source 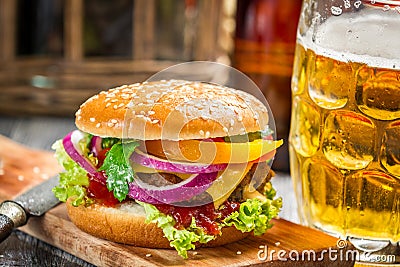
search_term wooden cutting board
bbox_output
[0,135,355,267]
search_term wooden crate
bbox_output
[0,0,235,116]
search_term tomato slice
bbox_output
[144,139,283,164]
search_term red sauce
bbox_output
[219,201,240,219]
[87,172,119,207]
[87,147,119,207]
[155,201,240,235]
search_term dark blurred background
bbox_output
[1,0,233,115]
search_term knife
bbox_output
[0,175,60,242]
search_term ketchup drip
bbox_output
[86,147,119,207]
[155,201,240,235]
[87,172,119,207]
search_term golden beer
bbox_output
[290,8,400,244]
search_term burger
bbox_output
[52,80,282,258]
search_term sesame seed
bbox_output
[107,122,114,127]
[90,117,95,122]
[121,94,130,99]
[106,103,111,108]
[111,99,118,103]
[236,251,242,255]
[76,110,81,115]
[96,123,101,128]
[205,131,210,138]
[17,175,24,181]
[193,251,198,256]
[113,105,118,109]
[223,127,228,133]
[259,245,265,249]
[148,111,155,115]
[77,116,82,121]
[136,114,144,118]
[152,119,159,124]
[118,103,124,108]
[145,253,152,257]
[111,119,118,124]
[275,242,281,246]
[199,130,205,136]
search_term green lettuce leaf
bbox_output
[222,183,282,236]
[99,141,139,201]
[139,202,215,259]
[51,140,91,206]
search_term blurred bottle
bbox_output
[233,0,302,172]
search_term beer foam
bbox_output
[301,9,400,69]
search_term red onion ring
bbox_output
[128,171,218,204]
[63,131,106,184]
[131,149,227,174]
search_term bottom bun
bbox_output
[66,199,250,248]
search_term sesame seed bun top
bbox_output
[75,80,270,140]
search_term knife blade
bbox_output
[0,174,60,242]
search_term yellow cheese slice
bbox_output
[206,163,253,208]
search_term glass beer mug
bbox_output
[290,0,400,263]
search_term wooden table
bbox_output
[0,115,299,266]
